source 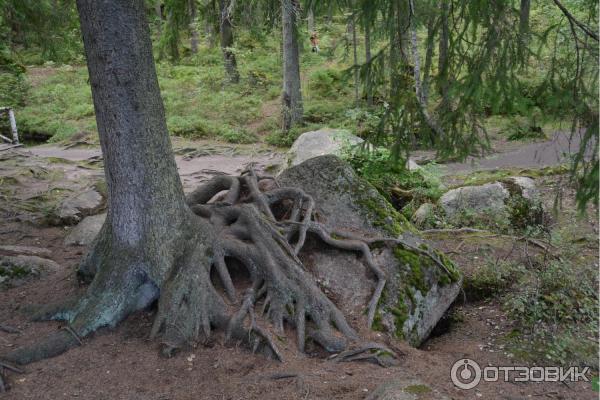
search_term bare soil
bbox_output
[0,142,597,399]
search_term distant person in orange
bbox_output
[310,32,319,53]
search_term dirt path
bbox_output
[441,131,589,174]
[26,141,283,192]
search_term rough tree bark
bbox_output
[0,0,401,371]
[281,0,303,131]
[219,0,239,83]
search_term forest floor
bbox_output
[0,133,597,399]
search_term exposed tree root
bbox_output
[0,359,24,393]
[1,167,421,372]
[0,324,20,334]
[332,342,400,367]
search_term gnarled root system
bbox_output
[3,167,410,370]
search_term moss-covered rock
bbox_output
[439,176,548,231]
[278,155,461,347]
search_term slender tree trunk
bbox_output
[365,22,373,106]
[219,0,239,83]
[438,0,450,108]
[205,0,218,47]
[410,0,444,139]
[351,13,359,107]
[307,6,315,33]
[189,0,199,54]
[281,0,303,131]
[410,21,422,103]
[421,14,437,105]
[166,10,181,61]
[155,1,163,37]
[519,0,530,58]
[327,2,333,26]
[388,2,400,99]
[205,16,215,47]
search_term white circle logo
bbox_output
[451,358,482,390]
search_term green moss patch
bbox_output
[404,384,432,395]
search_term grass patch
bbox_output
[465,226,598,367]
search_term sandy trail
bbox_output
[442,131,590,174]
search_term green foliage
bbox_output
[0,43,28,111]
[308,68,347,98]
[343,147,444,214]
[505,193,546,231]
[503,119,546,141]
[446,207,512,232]
[0,0,82,64]
[464,260,526,300]
[503,257,598,366]
[465,224,599,367]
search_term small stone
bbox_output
[56,188,105,225]
[64,214,106,246]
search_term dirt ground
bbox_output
[0,141,597,399]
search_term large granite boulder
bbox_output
[286,128,363,168]
[439,182,509,218]
[439,177,544,228]
[278,155,461,346]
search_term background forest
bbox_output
[0,0,597,210]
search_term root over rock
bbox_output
[2,158,457,370]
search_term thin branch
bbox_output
[552,0,598,41]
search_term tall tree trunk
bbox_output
[410,20,422,103]
[219,0,239,83]
[307,5,315,32]
[155,0,163,38]
[26,0,197,348]
[365,22,373,106]
[438,0,450,109]
[519,0,530,58]
[421,13,437,105]
[205,0,218,47]
[189,0,199,54]
[351,13,359,107]
[281,0,303,131]
[326,2,333,26]
[410,0,444,139]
